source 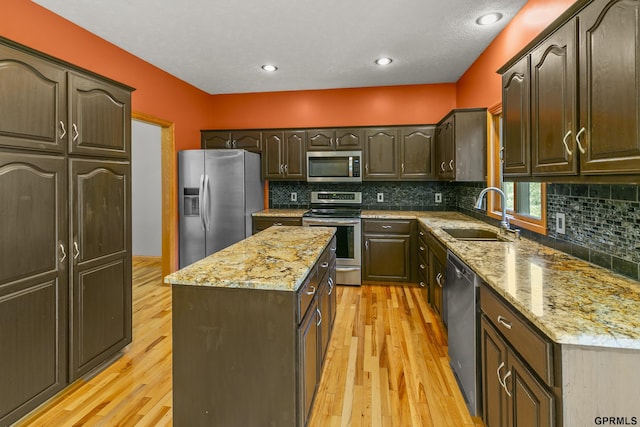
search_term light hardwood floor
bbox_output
[18,259,480,426]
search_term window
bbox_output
[487,109,547,235]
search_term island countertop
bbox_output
[164,226,335,292]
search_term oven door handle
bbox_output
[303,218,361,226]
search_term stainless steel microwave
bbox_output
[306,151,362,183]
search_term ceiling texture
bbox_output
[33,0,527,95]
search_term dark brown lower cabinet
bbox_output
[0,152,68,425]
[481,315,555,427]
[172,243,336,427]
[425,229,446,322]
[70,159,132,380]
[362,219,416,282]
[252,215,303,234]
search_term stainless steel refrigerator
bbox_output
[178,149,264,268]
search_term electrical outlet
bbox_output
[377,193,384,203]
[556,213,566,235]
[435,193,442,203]
[290,192,297,202]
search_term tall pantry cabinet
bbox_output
[0,37,133,426]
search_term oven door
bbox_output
[302,217,361,286]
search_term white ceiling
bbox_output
[33,0,527,95]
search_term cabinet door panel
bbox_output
[306,129,333,150]
[335,128,363,150]
[364,236,411,281]
[503,56,531,177]
[232,131,261,152]
[70,159,131,379]
[0,46,66,153]
[364,128,399,179]
[262,131,284,179]
[531,22,578,176]
[298,301,319,427]
[202,131,231,149]
[579,0,640,174]
[507,353,554,427]
[481,317,508,427]
[69,73,131,158]
[285,131,306,179]
[0,152,67,425]
[401,126,435,179]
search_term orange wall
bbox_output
[209,84,456,129]
[456,0,577,108]
[3,0,211,151]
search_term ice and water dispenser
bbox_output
[183,188,200,216]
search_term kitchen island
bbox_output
[164,226,337,427]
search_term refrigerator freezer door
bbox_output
[178,150,205,268]
[204,150,247,255]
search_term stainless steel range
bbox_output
[302,191,362,286]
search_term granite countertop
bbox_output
[252,209,308,217]
[164,226,335,292]
[363,210,640,350]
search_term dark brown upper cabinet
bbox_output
[500,0,640,180]
[502,57,532,178]
[201,130,262,153]
[531,21,578,176]
[306,128,363,151]
[262,130,306,180]
[363,127,400,180]
[0,44,67,154]
[435,109,487,182]
[577,0,640,175]
[68,73,131,159]
[400,126,436,180]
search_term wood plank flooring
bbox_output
[17,260,480,426]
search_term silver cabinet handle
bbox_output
[365,241,369,250]
[440,161,446,172]
[328,277,334,295]
[73,241,80,260]
[330,246,337,252]
[316,307,322,326]
[497,361,506,388]
[419,281,426,288]
[436,272,443,286]
[419,264,426,270]
[279,164,284,174]
[273,222,283,226]
[401,163,405,173]
[562,130,573,156]
[381,225,392,229]
[72,123,79,142]
[305,286,316,296]
[284,164,288,173]
[419,231,425,236]
[449,159,454,170]
[321,262,329,268]
[59,121,67,139]
[59,243,67,262]
[232,140,237,148]
[419,246,425,251]
[497,315,512,329]
[503,370,513,397]
[575,127,587,154]
[365,164,369,173]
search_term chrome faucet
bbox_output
[475,186,510,231]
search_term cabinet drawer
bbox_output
[425,231,446,265]
[417,237,428,261]
[297,269,319,324]
[363,219,411,234]
[480,284,554,386]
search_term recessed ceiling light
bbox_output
[261,64,278,72]
[375,57,393,66]
[476,12,503,26]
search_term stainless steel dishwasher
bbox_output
[446,251,480,417]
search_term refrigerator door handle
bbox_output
[199,174,206,231]
[203,174,211,231]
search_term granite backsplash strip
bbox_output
[269,181,640,281]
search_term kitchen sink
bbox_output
[441,228,505,241]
